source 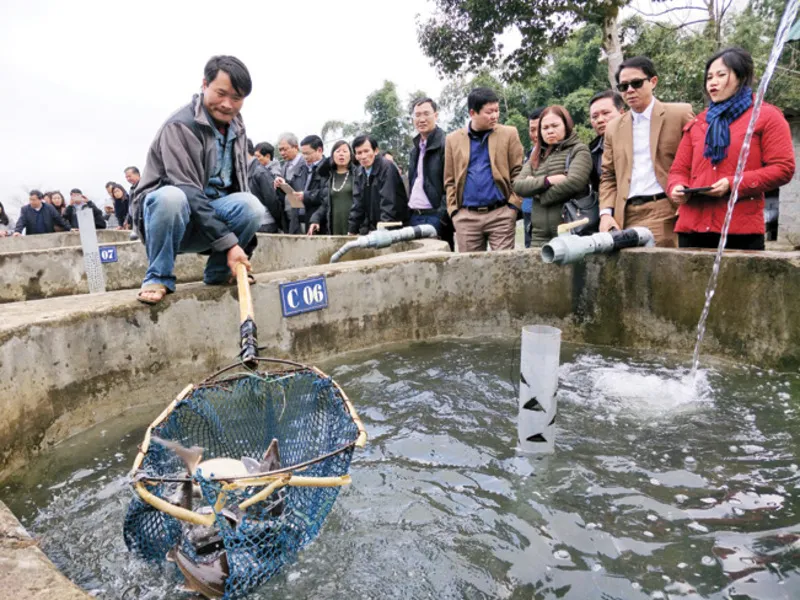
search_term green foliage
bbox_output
[363,81,412,166]
[417,0,628,82]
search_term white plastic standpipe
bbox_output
[518,325,561,454]
[77,205,106,294]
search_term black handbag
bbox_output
[560,147,599,236]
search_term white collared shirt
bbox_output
[627,97,664,198]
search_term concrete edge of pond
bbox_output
[1,245,799,600]
[0,501,89,599]
[0,234,448,302]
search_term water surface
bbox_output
[4,339,800,599]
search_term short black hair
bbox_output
[247,138,255,155]
[616,56,657,83]
[254,142,274,160]
[105,181,115,189]
[352,134,379,151]
[204,55,252,97]
[300,135,324,151]
[468,87,499,113]
[705,47,754,93]
[412,97,438,113]
[124,166,140,175]
[383,151,393,158]
[589,90,625,112]
[528,107,546,122]
[29,189,44,199]
[70,188,82,195]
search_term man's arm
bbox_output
[444,134,458,216]
[303,169,326,213]
[379,163,405,223]
[14,208,26,234]
[348,174,366,234]
[598,126,617,212]
[90,203,107,229]
[253,169,282,224]
[160,123,237,253]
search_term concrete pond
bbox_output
[1,231,799,598]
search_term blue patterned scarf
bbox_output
[704,86,753,165]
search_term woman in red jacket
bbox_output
[668,47,795,250]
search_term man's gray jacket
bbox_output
[131,94,249,253]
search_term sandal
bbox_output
[137,283,170,305]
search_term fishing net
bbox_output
[123,359,365,599]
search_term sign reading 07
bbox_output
[279,276,329,317]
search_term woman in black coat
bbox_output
[308,140,359,235]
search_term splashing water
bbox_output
[691,0,800,376]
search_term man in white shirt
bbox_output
[599,56,694,247]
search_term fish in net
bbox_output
[123,265,366,598]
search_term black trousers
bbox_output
[678,232,765,250]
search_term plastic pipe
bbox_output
[77,204,106,293]
[329,224,438,263]
[518,325,561,454]
[541,227,655,266]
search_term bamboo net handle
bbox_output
[236,263,254,324]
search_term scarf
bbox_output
[704,86,753,165]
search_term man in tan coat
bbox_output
[444,87,524,252]
[599,56,694,247]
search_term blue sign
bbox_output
[99,246,118,263]
[280,276,328,317]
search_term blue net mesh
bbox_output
[123,366,360,599]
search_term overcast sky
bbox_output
[0,0,449,219]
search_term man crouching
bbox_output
[132,55,264,305]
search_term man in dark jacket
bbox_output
[274,132,309,234]
[13,190,71,235]
[132,55,264,304]
[247,139,281,233]
[296,135,327,232]
[123,166,140,230]
[348,135,408,234]
[587,90,625,192]
[408,97,452,249]
[64,189,107,230]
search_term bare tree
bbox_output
[629,0,738,48]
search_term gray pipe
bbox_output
[541,227,655,266]
[330,224,438,263]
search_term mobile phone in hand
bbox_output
[681,186,713,194]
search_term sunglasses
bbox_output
[616,78,649,93]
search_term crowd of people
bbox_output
[2,48,795,305]
[0,168,142,237]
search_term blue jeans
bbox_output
[142,186,264,290]
[523,211,532,249]
[409,212,442,236]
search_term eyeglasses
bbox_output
[616,78,649,93]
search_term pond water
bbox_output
[3,338,800,599]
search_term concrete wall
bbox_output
[0,502,88,599]
[0,235,446,302]
[0,230,132,251]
